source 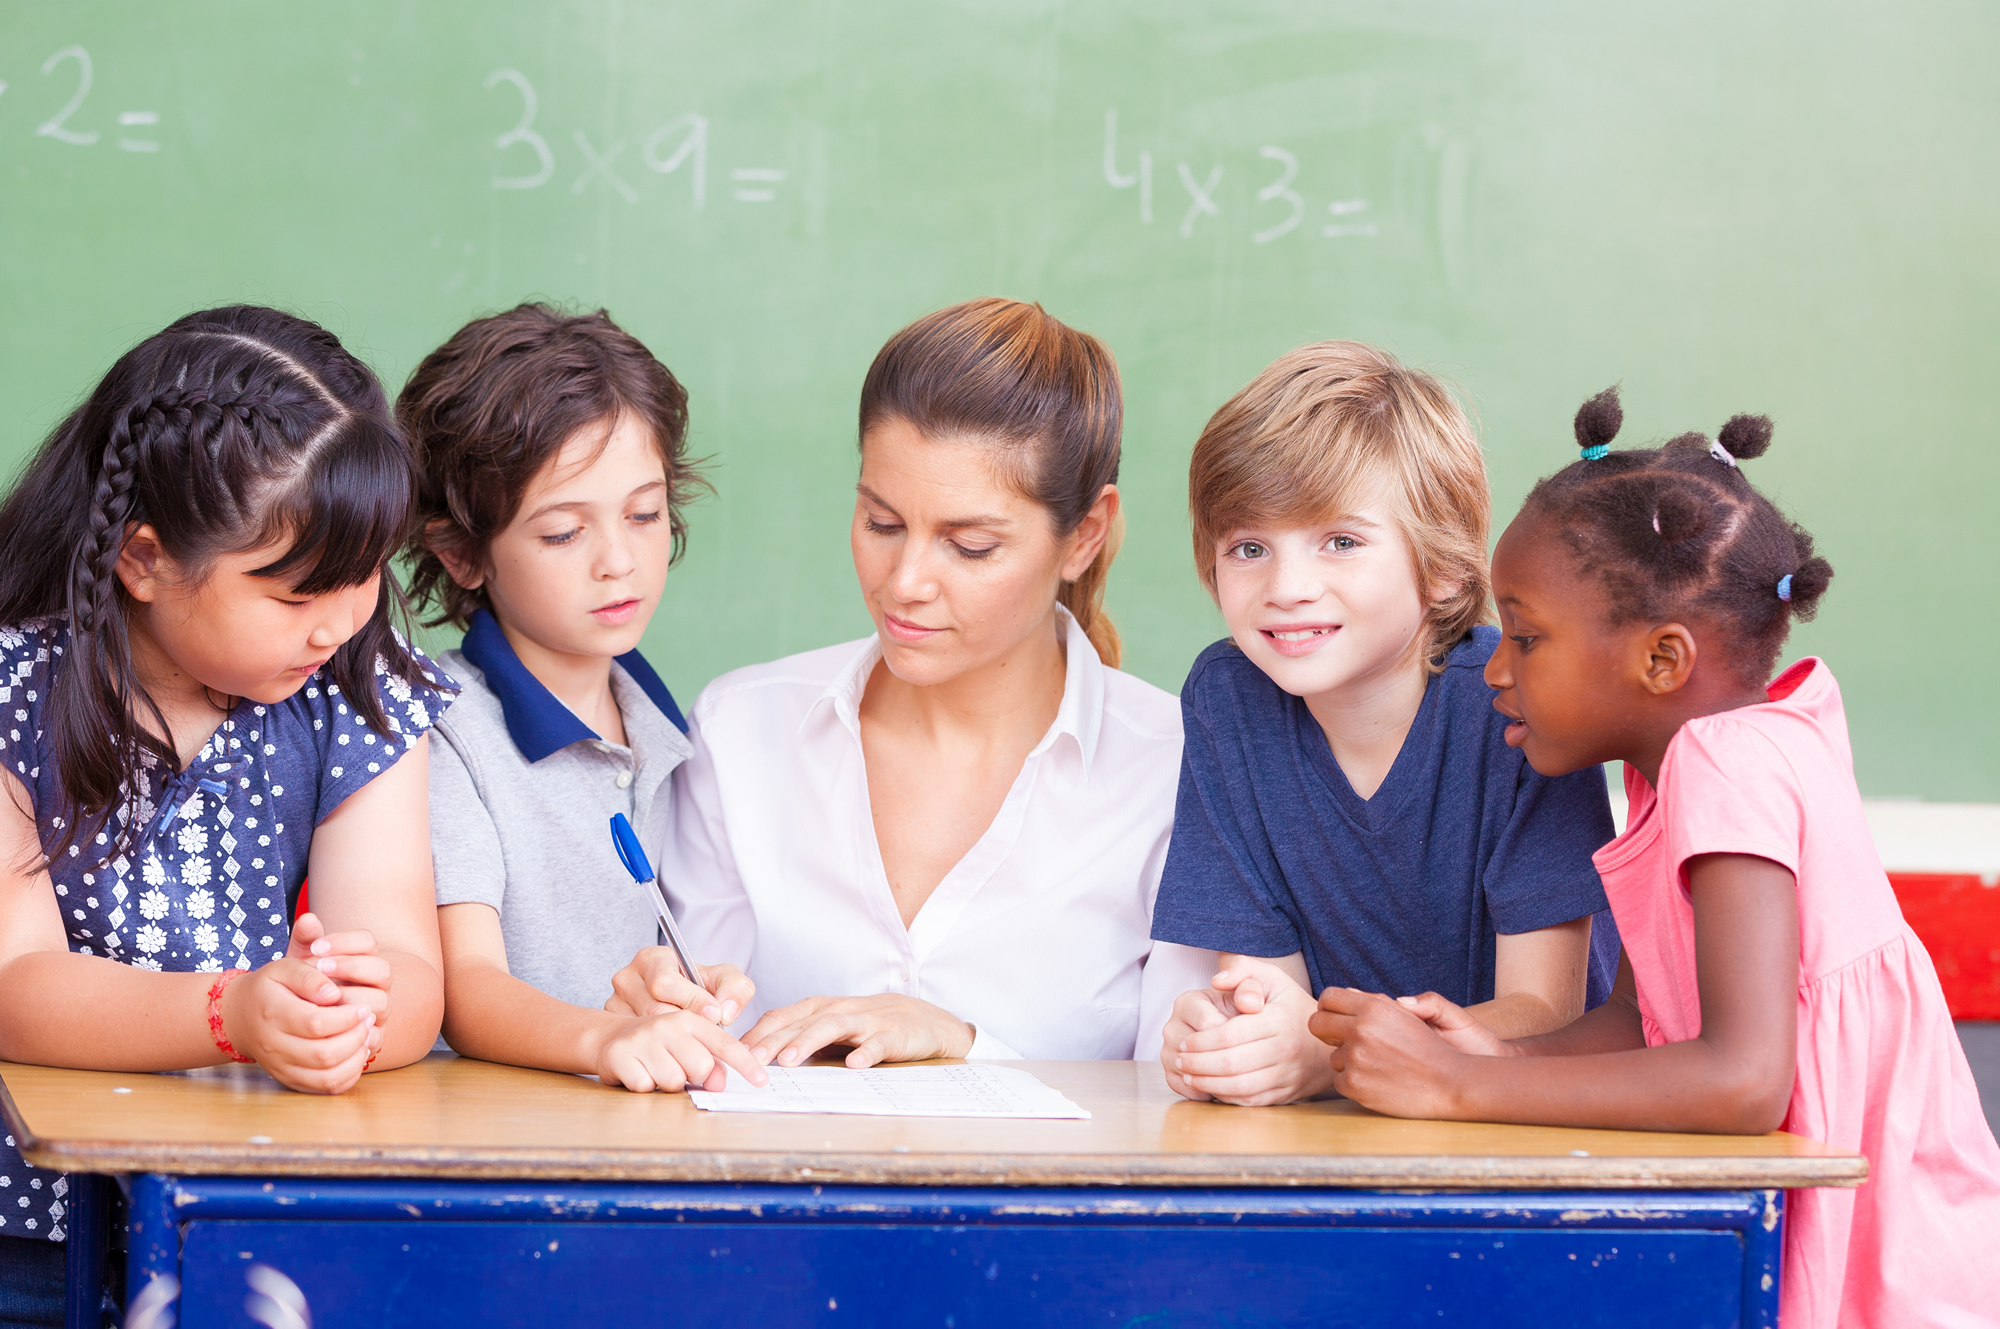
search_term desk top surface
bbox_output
[1,1054,1864,1190]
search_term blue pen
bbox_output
[609,813,705,992]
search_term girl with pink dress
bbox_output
[1309,388,2000,1327]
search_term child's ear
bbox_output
[1638,622,1699,695]
[114,523,165,603]
[425,521,485,591]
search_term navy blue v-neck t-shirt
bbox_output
[1151,626,1621,1008]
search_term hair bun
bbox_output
[1717,413,1773,461]
[1786,555,1833,619]
[1783,526,1834,622]
[1574,386,1622,456]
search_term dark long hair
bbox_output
[0,305,432,865]
[858,298,1126,666]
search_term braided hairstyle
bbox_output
[1518,386,1834,684]
[0,306,433,866]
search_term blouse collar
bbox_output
[806,605,1107,779]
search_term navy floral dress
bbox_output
[0,617,454,1242]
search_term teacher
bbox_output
[624,298,1213,1063]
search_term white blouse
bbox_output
[654,609,1216,1060]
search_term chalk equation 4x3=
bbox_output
[0,46,159,153]
[1103,109,1377,244]
[484,69,784,208]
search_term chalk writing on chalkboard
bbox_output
[484,69,779,211]
[1104,109,1372,246]
[0,45,160,153]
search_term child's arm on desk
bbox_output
[1398,951,1646,1060]
[438,902,767,1093]
[1163,953,1337,1106]
[1470,916,1594,1039]
[302,737,444,1071]
[1165,915,1592,1105]
[1310,854,1799,1134]
[0,770,378,1093]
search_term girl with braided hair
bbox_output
[0,307,454,1319]
[1311,388,2000,1327]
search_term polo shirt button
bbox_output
[615,770,633,789]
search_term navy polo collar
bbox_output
[460,608,688,763]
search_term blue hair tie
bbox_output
[1580,443,1610,461]
[1776,574,1794,602]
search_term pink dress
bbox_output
[1593,657,2000,1329]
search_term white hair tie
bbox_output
[1707,437,1737,468]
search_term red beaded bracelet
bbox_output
[206,968,254,1064]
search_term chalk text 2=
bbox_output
[1,45,159,153]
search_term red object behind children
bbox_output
[1891,873,2000,1020]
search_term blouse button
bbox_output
[615,770,633,789]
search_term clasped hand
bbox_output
[221,911,388,1095]
[1307,987,1517,1118]
[1162,957,1336,1105]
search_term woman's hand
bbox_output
[743,994,974,1068]
[1166,958,1338,1106]
[1309,987,1472,1120]
[603,948,754,1025]
[592,1011,770,1094]
[219,952,380,1095]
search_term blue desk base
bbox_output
[121,1176,1783,1327]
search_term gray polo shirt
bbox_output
[430,609,692,1013]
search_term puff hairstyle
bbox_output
[1520,386,1834,683]
[400,304,699,629]
[0,305,434,867]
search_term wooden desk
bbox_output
[3,1054,1863,1328]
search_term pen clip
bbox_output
[608,813,705,992]
[609,812,653,884]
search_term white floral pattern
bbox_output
[0,618,455,1244]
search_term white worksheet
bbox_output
[687,1064,1091,1120]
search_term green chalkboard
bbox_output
[2,2,1995,800]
